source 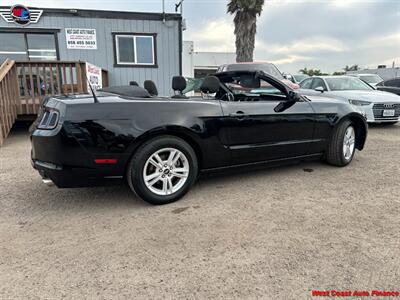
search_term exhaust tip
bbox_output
[42,178,54,187]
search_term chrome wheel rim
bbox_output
[343,126,355,161]
[143,148,189,196]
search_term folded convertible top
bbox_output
[99,86,152,98]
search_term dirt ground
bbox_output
[0,123,399,299]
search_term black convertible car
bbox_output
[31,71,367,205]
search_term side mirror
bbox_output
[288,90,300,101]
[314,86,324,93]
[274,91,298,113]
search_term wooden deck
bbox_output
[0,59,108,146]
[0,60,19,146]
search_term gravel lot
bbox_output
[0,123,399,299]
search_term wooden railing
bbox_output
[15,61,108,115]
[0,59,108,145]
[0,59,19,146]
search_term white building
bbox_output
[182,41,236,79]
[347,67,400,80]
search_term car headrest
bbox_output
[144,80,158,96]
[172,76,186,92]
[129,81,139,86]
[200,76,220,93]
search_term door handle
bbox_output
[229,111,247,119]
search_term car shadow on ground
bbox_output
[5,122,317,211]
[197,160,313,184]
[1,121,370,212]
[29,160,320,212]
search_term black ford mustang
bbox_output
[31,71,367,205]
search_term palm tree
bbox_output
[299,68,325,76]
[299,67,309,75]
[227,0,265,62]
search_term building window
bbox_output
[26,34,57,61]
[114,33,157,67]
[0,32,58,62]
[0,33,27,60]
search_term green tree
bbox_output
[299,67,309,75]
[332,71,345,75]
[227,0,265,62]
[299,68,327,76]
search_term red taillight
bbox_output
[95,159,118,165]
[38,109,59,130]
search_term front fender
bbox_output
[336,113,368,150]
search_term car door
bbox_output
[389,79,400,88]
[298,77,331,98]
[219,74,316,165]
[377,79,400,95]
[298,77,318,94]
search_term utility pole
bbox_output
[162,0,165,22]
[175,0,184,15]
[175,0,186,31]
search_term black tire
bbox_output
[326,120,356,167]
[127,135,198,205]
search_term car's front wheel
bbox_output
[127,136,198,205]
[326,120,356,167]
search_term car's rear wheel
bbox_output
[326,120,356,167]
[127,136,198,205]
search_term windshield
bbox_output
[223,74,286,97]
[293,74,309,82]
[227,63,284,80]
[359,75,382,84]
[183,77,204,94]
[182,73,287,99]
[325,77,374,91]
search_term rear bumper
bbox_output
[31,127,126,188]
[32,159,123,188]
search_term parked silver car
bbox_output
[299,76,400,124]
[348,73,384,87]
[285,73,310,84]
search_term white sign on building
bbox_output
[66,28,97,49]
[86,63,102,90]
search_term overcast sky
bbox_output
[3,0,399,73]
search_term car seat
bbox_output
[171,76,188,99]
[144,80,158,96]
